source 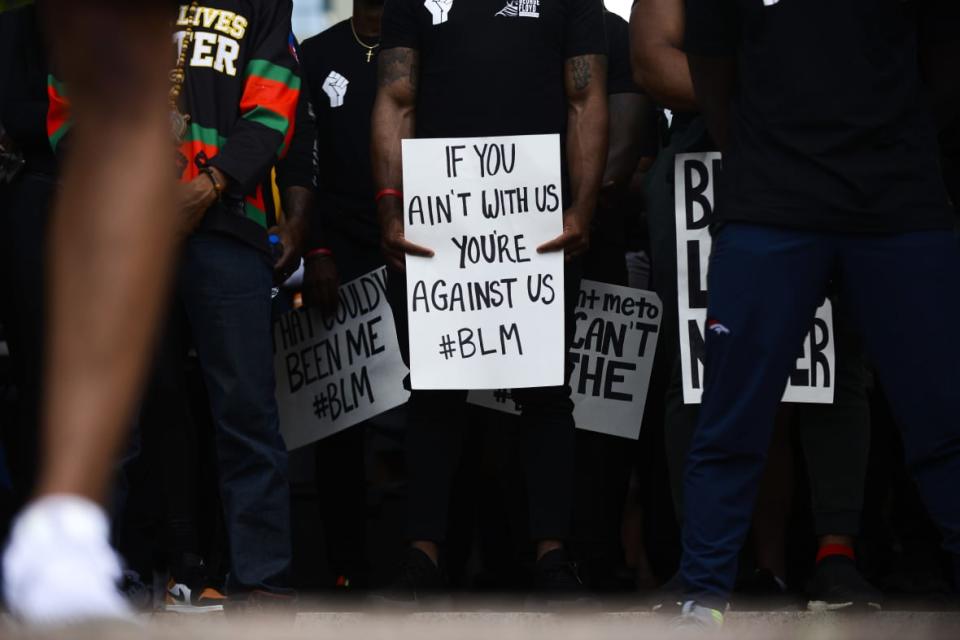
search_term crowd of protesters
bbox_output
[0,0,958,628]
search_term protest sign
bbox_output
[402,134,565,390]
[273,267,410,450]
[469,280,663,440]
[674,152,836,405]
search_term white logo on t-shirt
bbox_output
[763,0,780,5]
[496,0,540,18]
[424,0,454,25]
[322,71,349,108]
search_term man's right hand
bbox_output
[178,174,218,236]
[379,205,434,272]
[303,255,340,316]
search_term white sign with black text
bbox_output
[469,280,662,440]
[674,152,836,405]
[273,267,410,450]
[402,134,565,390]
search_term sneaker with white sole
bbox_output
[807,555,883,612]
[2,495,133,626]
[672,600,725,630]
[165,579,226,613]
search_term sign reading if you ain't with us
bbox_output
[402,134,565,390]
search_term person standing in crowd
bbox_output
[2,0,181,624]
[372,0,608,602]
[140,0,303,609]
[573,6,658,591]
[676,0,960,628]
[631,0,879,611]
[111,76,314,612]
[58,0,304,610]
[292,0,390,590]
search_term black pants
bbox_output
[571,242,634,581]
[118,302,228,586]
[645,118,869,537]
[312,236,382,582]
[386,261,582,544]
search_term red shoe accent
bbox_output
[816,543,855,564]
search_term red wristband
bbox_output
[376,188,403,203]
[305,247,333,260]
[816,544,855,564]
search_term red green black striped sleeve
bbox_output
[46,74,72,152]
[210,0,300,198]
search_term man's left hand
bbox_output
[536,206,591,261]
[268,216,307,285]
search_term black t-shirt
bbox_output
[381,0,607,145]
[300,20,381,251]
[685,0,957,233]
[605,9,639,97]
[941,123,960,215]
[592,9,643,250]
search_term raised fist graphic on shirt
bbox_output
[424,0,454,25]
[322,71,349,108]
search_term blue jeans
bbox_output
[177,232,291,593]
[682,223,960,608]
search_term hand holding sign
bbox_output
[378,204,434,272]
[274,267,409,450]
[537,206,591,261]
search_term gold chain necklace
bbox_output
[350,18,380,63]
[169,1,199,142]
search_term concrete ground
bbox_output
[5,610,960,640]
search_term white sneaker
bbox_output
[2,495,133,626]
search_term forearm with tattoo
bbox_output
[372,47,418,211]
[378,47,419,91]
[564,54,608,220]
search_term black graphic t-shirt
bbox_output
[382,0,607,165]
[300,20,382,253]
[684,0,957,233]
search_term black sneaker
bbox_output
[224,589,297,618]
[734,568,798,611]
[739,568,787,597]
[120,570,154,612]
[807,555,883,612]
[646,571,683,614]
[369,547,445,608]
[531,549,587,606]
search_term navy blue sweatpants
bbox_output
[681,223,960,608]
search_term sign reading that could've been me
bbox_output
[674,152,836,405]
[402,134,565,390]
[273,267,410,450]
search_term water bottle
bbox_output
[269,233,283,299]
